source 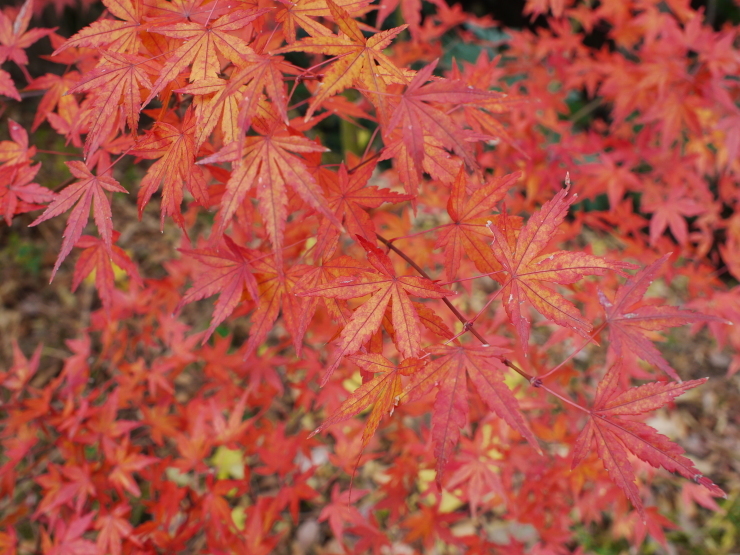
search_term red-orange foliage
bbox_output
[1,0,739,552]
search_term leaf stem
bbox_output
[537,322,607,381]
[538,383,591,414]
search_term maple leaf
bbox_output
[376,0,422,40]
[178,235,260,341]
[383,59,505,180]
[66,50,159,158]
[275,0,373,43]
[435,168,519,280]
[445,430,505,518]
[319,160,412,245]
[0,162,55,225]
[291,246,372,352]
[379,129,462,196]
[401,343,539,480]
[487,185,635,349]
[29,161,127,280]
[180,239,307,351]
[297,235,454,384]
[318,484,369,544]
[53,0,145,55]
[143,7,268,106]
[34,464,95,518]
[26,71,80,131]
[598,253,724,381]
[130,108,208,228]
[310,355,420,446]
[274,0,408,121]
[2,340,42,392]
[95,505,141,555]
[40,512,97,555]
[0,0,54,76]
[241,249,310,357]
[187,53,295,147]
[0,68,20,100]
[0,119,36,166]
[641,185,707,246]
[71,233,141,311]
[107,438,158,497]
[197,121,341,264]
[571,362,725,519]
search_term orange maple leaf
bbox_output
[275,0,373,44]
[67,51,159,158]
[310,354,421,446]
[143,7,268,106]
[53,0,145,55]
[274,0,408,121]
[297,235,454,384]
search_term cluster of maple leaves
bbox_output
[1,0,739,552]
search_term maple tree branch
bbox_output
[385,222,451,244]
[348,149,383,174]
[501,358,535,382]
[376,233,490,345]
[502,357,591,414]
[436,270,505,286]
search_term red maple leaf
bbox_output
[297,235,454,384]
[402,343,539,480]
[107,438,158,498]
[0,68,19,100]
[30,161,127,279]
[599,253,724,381]
[0,162,55,225]
[319,160,412,245]
[95,504,141,555]
[130,108,208,228]
[71,232,141,311]
[0,0,54,79]
[197,119,341,264]
[177,235,260,341]
[40,512,97,555]
[383,59,503,179]
[488,185,635,349]
[435,168,519,280]
[571,362,725,519]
